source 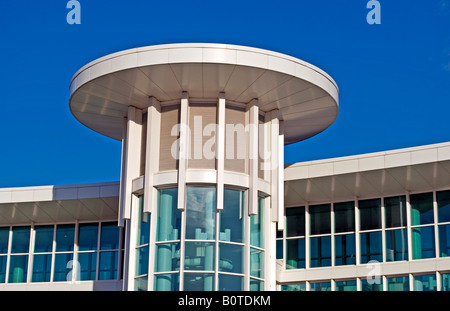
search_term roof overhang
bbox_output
[284,142,450,205]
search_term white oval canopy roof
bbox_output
[69,43,339,144]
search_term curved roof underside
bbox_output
[69,43,339,145]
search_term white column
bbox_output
[247,99,259,215]
[143,97,161,214]
[118,117,128,227]
[216,93,226,210]
[277,120,285,231]
[355,198,361,265]
[305,203,310,269]
[177,92,189,210]
[406,192,413,261]
[123,106,143,220]
[266,109,280,223]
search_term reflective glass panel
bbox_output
[184,273,214,291]
[98,251,118,280]
[137,195,150,245]
[8,255,28,283]
[310,204,330,235]
[360,231,382,264]
[286,207,305,237]
[335,234,356,266]
[134,276,148,291]
[387,276,409,291]
[385,196,407,228]
[386,229,408,261]
[55,224,75,252]
[78,223,98,251]
[310,236,331,268]
[184,242,215,271]
[286,238,305,269]
[410,192,434,225]
[0,256,6,283]
[78,252,97,281]
[249,278,264,291]
[220,189,244,243]
[34,226,53,253]
[310,282,331,291]
[439,224,450,257]
[185,187,216,240]
[361,279,382,291]
[334,201,355,233]
[53,253,73,282]
[414,274,437,291]
[412,226,435,259]
[250,248,264,279]
[11,227,30,254]
[100,222,120,250]
[135,246,149,276]
[218,274,243,291]
[359,199,381,230]
[281,283,306,291]
[276,239,283,259]
[250,197,264,248]
[0,228,8,254]
[442,273,450,291]
[335,280,357,291]
[156,188,180,242]
[32,254,51,282]
[437,190,450,223]
[155,243,180,272]
[154,273,179,291]
[218,243,243,274]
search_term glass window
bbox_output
[184,242,215,271]
[220,189,244,243]
[9,255,28,283]
[387,276,409,291]
[276,239,283,260]
[218,274,243,291]
[11,227,30,253]
[439,224,450,257]
[286,238,305,269]
[250,197,264,248]
[360,231,382,264]
[361,278,382,291]
[135,246,149,276]
[335,280,357,291]
[155,243,180,272]
[310,204,330,235]
[156,188,180,242]
[334,201,355,233]
[0,256,6,283]
[185,187,216,240]
[442,273,450,291]
[250,248,264,279]
[78,252,97,281]
[98,251,118,280]
[55,224,75,252]
[335,234,356,266]
[359,199,381,230]
[414,274,437,291]
[250,278,264,291]
[137,195,150,245]
[437,190,450,223]
[385,196,407,228]
[310,236,331,268]
[386,229,408,261]
[412,226,435,259]
[218,243,243,274]
[154,273,179,291]
[100,222,120,250]
[135,276,148,291]
[78,223,98,251]
[286,206,305,237]
[184,273,214,291]
[410,192,434,226]
[281,283,306,291]
[34,226,53,253]
[0,228,9,254]
[53,253,73,282]
[310,281,331,291]
[32,254,51,282]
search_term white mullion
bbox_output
[433,191,440,259]
[50,224,56,282]
[355,198,361,265]
[95,222,101,281]
[73,220,79,283]
[27,224,35,283]
[247,99,259,216]
[331,203,335,267]
[216,93,226,211]
[305,203,310,269]
[5,226,12,283]
[243,189,250,291]
[177,92,189,211]
[381,197,386,263]
[118,117,128,228]
[406,192,413,261]
[277,120,285,231]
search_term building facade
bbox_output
[0,44,448,291]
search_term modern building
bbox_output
[0,44,448,291]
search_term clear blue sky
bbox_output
[1,0,449,188]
